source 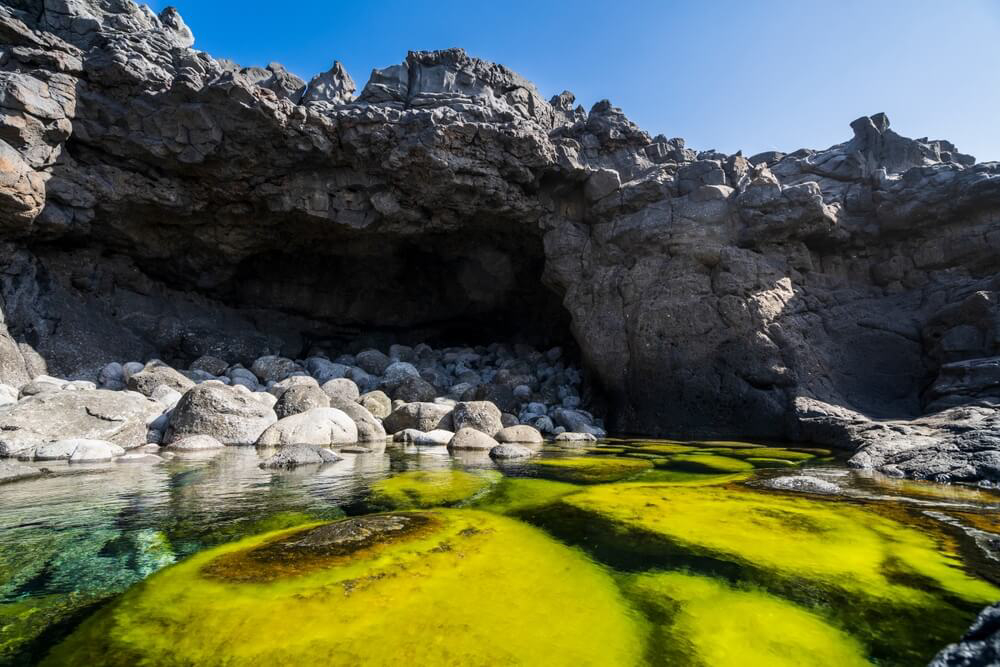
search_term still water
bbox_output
[1,440,997,666]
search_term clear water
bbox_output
[1,441,997,666]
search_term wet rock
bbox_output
[383,402,453,434]
[0,460,42,483]
[760,475,840,495]
[255,407,358,447]
[496,425,543,444]
[451,401,503,436]
[448,427,499,451]
[929,602,1000,667]
[33,438,124,462]
[0,390,161,457]
[164,383,277,446]
[274,384,330,419]
[259,445,342,469]
[489,443,536,459]
[555,432,597,444]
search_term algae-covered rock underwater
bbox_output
[1,0,998,665]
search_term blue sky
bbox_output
[147,0,1000,161]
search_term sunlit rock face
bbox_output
[0,1,998,478]
[42,510,645,665]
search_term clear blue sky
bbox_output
[147,0,1000,161]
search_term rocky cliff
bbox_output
[1,0,998,481]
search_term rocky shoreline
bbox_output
[0,342,604,473]
[0,1,997,483]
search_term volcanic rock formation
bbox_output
[1,1,998,481]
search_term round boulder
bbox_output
[255,408,358,447]
[359,390,391,419]
[382,402,453,434]
[392,377,437,403]
[165,383,277,446]
[250,356,302,384]
[495,425,543,444]
[126,360,195,397]
[451,401,503,436]
[321,378,360,402]
[447,427,499,451]
[274,384,330,419]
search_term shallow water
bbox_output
[0,440,997,666]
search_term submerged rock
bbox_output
[43,511,644,666]
[930,602,1000,667]
[259,445,342,469]
[0,460,43,483]
[369,471,499,509]
[489,443,537,460]
[761,475,840,495]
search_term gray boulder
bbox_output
[489,443,536,459]
[554,432,597,444]
[33,438,125,463]
[255,407,358,447]
[0,460,43,484]
[190,355,229,376]
[929,602,1000,667]
[259,445,342,469]
[382,402,453,434]
[164,383,277,446]
[321,378,361,402]
[327,396,387,442]
[451,401,503,436]
[448,427,499,451]
[760,475,840,495]
[359,390,392,419]
[356,349,391,375]
[167,434,224,451]
[495,425,543,444]
[251,355,302,383]
[274,383,330,419]
[126,360,195,397]
[393,376,438,403]
[381,361,420,391]
[0,390,161,457]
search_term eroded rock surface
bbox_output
[0,1,997,479]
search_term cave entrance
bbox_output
[226,227,576,358]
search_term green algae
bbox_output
[525,456,653,484]
[535,482,999,664]
[691,440,766,449]
[368,470,500,509]
[472,477,580,515]
[625,571,869,667]
[43,510,645,667]
[623,443,700,455]
[720,447,817,461]
[633,469,753,486]
[655,454,755,474]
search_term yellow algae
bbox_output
[526,456,653,484]
[368,469,500,509]
[43,510,646,667]
[691,440,766,449]
[634,470,753,486]
[951,510,1000,533]
[655,454,754,474]
[473,477,580,515]
[558,484,997,605]
[625,571,869,667]
[623,443,699,455]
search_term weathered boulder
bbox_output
[451,401,503,436]
[167,434,224,451]
[392,376,438,403]
[126,360,194,397]
[251,356,302,383]
[255,407,358,447]
[164,383,277,446]
[356,349,391,376]
[321,378,360,402]
[0,390,160,457]
[382,402,453,434]
[0,460,43,483]
[760,475,840,495]
[274,383,330,419]
[327,396,387,442]
[489,443,536,459]
[447,427,499,451]
[495,425,543,444]
[359,390,392,419]
[33,438,125,463]
[929,602,1000,667]
[259,445,342,469]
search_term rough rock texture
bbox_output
[164,383,277,445]
[0,1,998,479]
[0,389,160,456]
[382,402,453,434]
[929,603,1000,667]
[259,444,342,469]
[255,407,358,447]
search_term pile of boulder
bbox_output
[0,342,605,473]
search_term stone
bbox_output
[305,358,349,384]
[326,396,387,442]
[126,360,195,397]
[760,476,840,495]
[190,355,229,376]
[0,383,18,406]
[356,349,391,376]
[473,384,518,414]
[32,438,124,462]
[98,362,125,389]
[269,375,320,398]
[0,460,43,483]
[381,362,421,391]
[274,384,330,419]
[500,412,519,428]
[0,390,161,457]
[383,402,454,434]
[255,408,359,447]
[168,434,224,451]
[393,429,453,446]
[392,376,437,403]
[554,432,597,444]
[447,427,499,451]
[929,602,1000,667]
[150,385,182,408]
[321,378,360,402]
[301,61,355,105]
[451,401,503,436]
[489,443,536,459]
[164,383,277,446]
[495,425,543,444]
[251,356,302,384]
[359,390,392,419]
[259,445,343,469]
